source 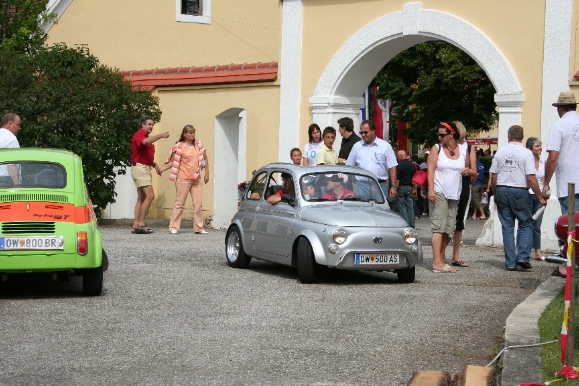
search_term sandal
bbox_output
[451,261,468,267]
[134,225,153,234]
[432,264,456,273]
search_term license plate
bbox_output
[355,253,399,264]
[0,236,64,250]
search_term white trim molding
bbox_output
[278,0,303,161]
[42,0,73,32]
[540,0,573,181]
[176,0,212,24]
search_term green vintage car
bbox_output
[0,148,107,296]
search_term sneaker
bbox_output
[170,230,178,234]
[506,267,517,271]
[195,230,208,234]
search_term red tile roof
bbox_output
[122,62,278,91]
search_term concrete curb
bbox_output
[501,276,565,385]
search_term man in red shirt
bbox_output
[322,174,355,200]
[130,116,170,234]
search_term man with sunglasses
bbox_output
[345,120,398,202]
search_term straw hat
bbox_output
[552,91,578,106]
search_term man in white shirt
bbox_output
[543,91,579,215]
[489,125,545,271]
[0,113,22,186]
[346,120,398,200]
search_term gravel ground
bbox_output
[0,217,558,385]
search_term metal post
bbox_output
[565,183,575,366]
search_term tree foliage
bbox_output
[374,41,497,147]
[0,0,52,52]
[0,43,162,209]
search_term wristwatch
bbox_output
[391,185,398,189]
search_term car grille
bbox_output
[1,222,56,235]
[0,194,69,204]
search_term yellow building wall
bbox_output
[571,0,579,93]
[300,0,546,146]
[46,0,282,71]
[148,84,280,220]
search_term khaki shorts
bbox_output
[131,163,153,188]
[429,191,459,235]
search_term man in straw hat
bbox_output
[543,91,579,215]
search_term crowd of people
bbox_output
[290,89,578,274]
[2,88,577,275]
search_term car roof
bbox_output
[0,148,80,164]
[258,162,377,179]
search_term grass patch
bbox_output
[538,287,579,384]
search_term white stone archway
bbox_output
[213,108,247,229]
[306,2,526,248]
[309,2,524,146]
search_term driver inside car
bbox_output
[267,173,295,204]
[322,174,356,200]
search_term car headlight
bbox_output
[333,228,347,244]
[404,229,418,244]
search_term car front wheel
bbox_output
[396,266,415,283]
[296,237,317,284]
[225,226,252,268]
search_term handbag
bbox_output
[412,169,428,187]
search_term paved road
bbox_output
[0,218,558,385]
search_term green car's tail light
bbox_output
[77,231,88,255]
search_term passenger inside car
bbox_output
[267,173,295,204]
[322,174,356,200]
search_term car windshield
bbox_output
[0,162,66,188]
[299,172,385,203]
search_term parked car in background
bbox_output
[225,163,422,283]
[0,149,107,296]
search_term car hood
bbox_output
[299,205,407,227]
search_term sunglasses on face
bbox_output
[359,131,371,135]
[437,133,450,137]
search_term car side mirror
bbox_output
[280,194,295,206]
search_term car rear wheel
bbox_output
[297,237,317,284]
[397,266,415,283]
[101,248,109,272]
[83,263,103,296]
[225,226,251,268]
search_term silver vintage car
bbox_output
[225,163,422,283]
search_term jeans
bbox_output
[558,193,579,215]
[354,180,390,208]
[495,187,532,268]
[524,194,543,250]
[396,185,415,227]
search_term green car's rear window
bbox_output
[0,162,66,188]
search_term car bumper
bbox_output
[315,229,423,270]
[0,252,101,273]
